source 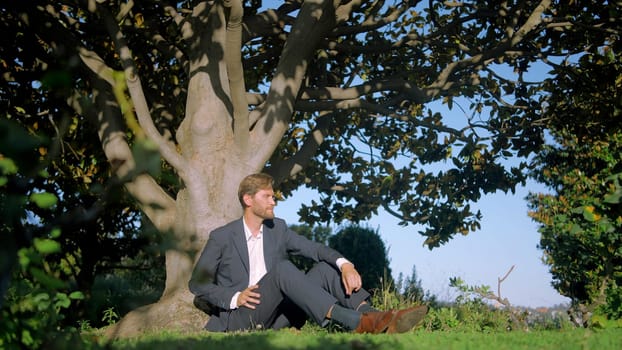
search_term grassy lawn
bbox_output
[107,327,622,350]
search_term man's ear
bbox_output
[242,193,253,207]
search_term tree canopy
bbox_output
[527,44,622,325]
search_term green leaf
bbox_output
[55,293,71,309]
[570,224,583,235]
[33,238,61,254]
[21,329,34,346]
[18,249,31,268]
[50,227,62,239]
[69,291,85,300]
[0,158,18,174]
[29,192,58,209]
[582,206,600,222]
[571,206,585,214]
[32,292,51,307]
[590,314,608,329]
[603,190,622,204]
[29,267,66,290]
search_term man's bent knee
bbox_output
[273,260,300,276]
[307,261,338,278]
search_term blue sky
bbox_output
[278,181,570,308]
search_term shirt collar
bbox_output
[242,217,263,241]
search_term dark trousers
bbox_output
[225,261,370,331]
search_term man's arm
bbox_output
[188,231,239,310]
[279,219,364,293]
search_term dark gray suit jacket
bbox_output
[189,217,344,331]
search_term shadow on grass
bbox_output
[111,330,404,350]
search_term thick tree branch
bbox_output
[98,6,189,180]
[242,2,299,42]
[66,83,177,232]
[33,3,178,230]
[295,97,473,143]
[78,48,116,87]
[249,0,338,166]
[269,112,333,182]
[333,0,407,34]
[300,78,427,102]
[224,0,249,153]
[509,0,552,47]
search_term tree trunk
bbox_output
[104,179,246,338]
[103,24,258,334]
[100,0,302,338]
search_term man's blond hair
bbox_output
[238,173,274,208]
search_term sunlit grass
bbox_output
[104,327,622,350]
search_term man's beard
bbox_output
[255,207,275,219]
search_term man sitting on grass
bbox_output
[189,173,428,333]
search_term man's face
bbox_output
[246,187,276,220]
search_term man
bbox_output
[189,173,428,333]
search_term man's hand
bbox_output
[340,262,362,295]
[237,284,261,309]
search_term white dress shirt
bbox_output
[229,219,267,309]
[229,218,351,309]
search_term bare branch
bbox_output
[78,48,116,87]
[269,112,333,182]
[498,264,515,302]
[333,0,408,35]
[428,0,552,98]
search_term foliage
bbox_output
[371,264,435,311]
[395,265,429,305]
[86,251,164,329]
[0,108,162,345]
[420,276,571,333]
[2,0,600,252]
[527,44,622,325]
[102,307,120,326]
[0,113,164,322]
[597,283,622,321]
[0,120,87,349]
[328,225,392,293]
[424,303,511,333]
[289,224,393,294]
[447,276,526,331]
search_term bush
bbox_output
[85,253,164,328]
[0,230,88,350]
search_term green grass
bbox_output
[105,328,622,350]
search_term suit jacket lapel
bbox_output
[231,219,250,275]
[262,220,276,270]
